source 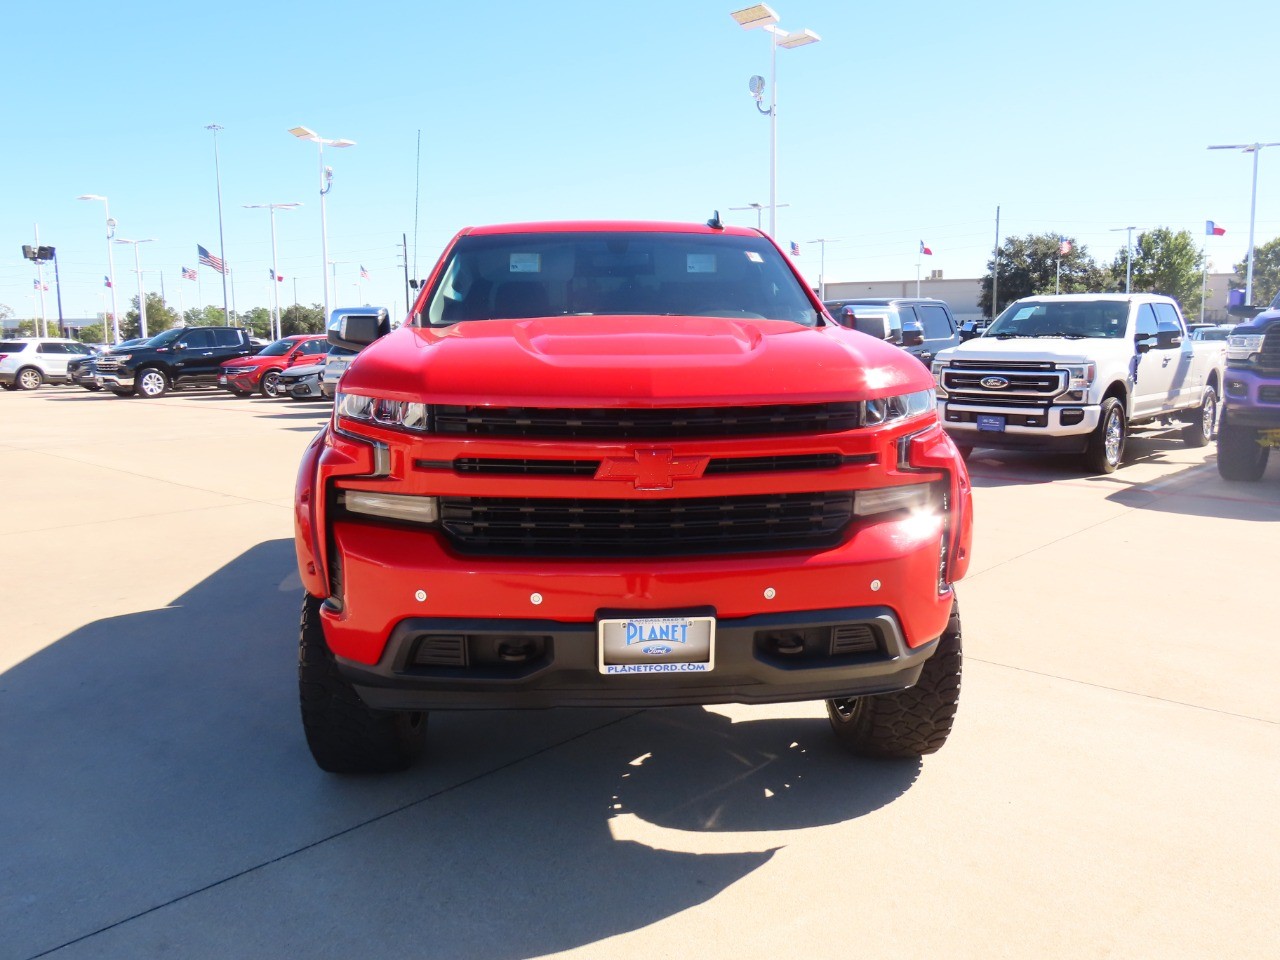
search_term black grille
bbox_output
[95,357,121,372]
[831,624,879,655]
[943,393,1053,408]
[432,402,862,439]
[427,453,860,477]
[438,492,856,557]
[411,634,468,667]
[1258,386,1280,404]
[945,359,1057,370]
[941,368,1065,395]
[1261,325,1280,369]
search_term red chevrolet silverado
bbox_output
[294,220,973,773]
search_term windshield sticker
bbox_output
[686,254,717,274]
[1011,307,1038,322]
[509,253,542,274]
[745,251,764,263]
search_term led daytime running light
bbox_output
[862,389,934,426]
[336,391,431,432]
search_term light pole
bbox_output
[289,126,355,325]
[205,124,232,324]
[78,195,121,344]
[731,5,820,240]
[729,201,789,231]
[244,202,302,340]
[1110,226,1136,293]
[805,238,837,300]
[1208,141,1280,305]
[113,238,155,338]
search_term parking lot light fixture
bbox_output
[730,5,820,240]
[113,238,155,339]
[1208,141,1280,304]
[244,202,302,340]
[290,127,356,325]
[78,195,121,344]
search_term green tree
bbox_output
[280,303,325,335]
[979,233,1108,316]
[1231,236,1280,307]
[183,305,233,326]
[122,293,179,339]
[1111,227,1204,316]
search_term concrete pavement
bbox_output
[1,388,1277,959]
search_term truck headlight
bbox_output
[931,361,947,394]
[1227,334,1264,362]
[853,481,941,518]
[336,391,432,432]
[341,491,439,525]
[862,389,935,426]
[1064,363,1096,391]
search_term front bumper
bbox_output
[939,399,1100,451]
[95,372,135,389]
[340,605,941,710]
[284,378,324,399]
[219,370,259,392]
[1223,367,1280,427]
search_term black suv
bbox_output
[95,326,258,398]
[823,297,961,366]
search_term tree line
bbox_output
[981,230,1280,318]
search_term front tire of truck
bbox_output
[298,593,428,774]
[1181,386,1217,448]
[1084,397,1126,474]
[826,601,961,759]
[1217,415,1269,482]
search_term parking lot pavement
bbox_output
[1,390,1277,960]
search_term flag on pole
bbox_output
[182,267,197,281]
[1059,237,1072,255]
[33,279,48,291]
[270,269,284,282]
[1205,220,1226,236]
[359,265,370,280]
[789,241,800,257]
[104,275,113,288]
[197,244,226,274]
[919,241,933,256]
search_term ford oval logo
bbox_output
[980,376,1010,389]
[642,644,673,656]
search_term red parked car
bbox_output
[219,334,328,397]
[294,220,974,773]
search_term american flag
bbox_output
[197,244,225,275]
[789,242,800,257]
[1059,237,1072,256]
[182,266,197,281]
[360,265,370,280]
[104,275,113,288]
[33,279,48,291]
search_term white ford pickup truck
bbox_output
[930,293,1225,473]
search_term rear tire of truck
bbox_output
[1084,397,1126,474]
[826,601,962,759]
[298,593,428,774]
[1217,417,1269,482]
[1181,387,1216,448]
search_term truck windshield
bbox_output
[146,329,184,347]
[986,301,1127,339]
[421,231,817,327]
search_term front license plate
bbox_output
[1259,429,1280,448]
[218,375,226,384]
[977,414,1006,432]
[598,615,715,675]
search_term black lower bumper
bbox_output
[337,606,940,710]
[947,429,1089,454]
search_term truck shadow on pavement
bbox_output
[0,539,920,960]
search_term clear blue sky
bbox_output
[2,0,1277,324]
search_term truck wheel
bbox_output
[953,444,974,462]
[16,367,43,391]
[826,601,962,759]
[260,369,283,398]
[1217,418,1269,482]
[1181,387,1216,448]
[1084,397,1126,474]
[135,368,168,398]
[298,593,428,773]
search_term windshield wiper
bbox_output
[993,333,1036,339]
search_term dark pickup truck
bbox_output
[1219,306,1280,480]
[823,297,961,367]
[95,326,258,398]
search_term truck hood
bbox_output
[339,316,933,405]
[935,335,1134,365]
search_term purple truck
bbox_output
[1219,293,1280,480]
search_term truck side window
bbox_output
[917,304,954,339]
[211,329,242,347]
[1153,302,1183,333]
[182,329,215,349]
[1136,304,1158,340]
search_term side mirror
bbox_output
[1134,333,1152,354]
[1156,325,1183,350]
[850,311,893,341]
[328,307,391,351]
[901,322,925,348]
[172,341,185,351]
[958,322,978,342]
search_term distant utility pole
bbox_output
[1110,226,1136,293]
[991,206,1001,317]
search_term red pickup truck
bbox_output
[294,220,973,773]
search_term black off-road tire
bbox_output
[1217,417,1269,482]
[1181,386,1216,448]
[298,593,428,774]
[1084,396,1126,474]
[826,601,962,759]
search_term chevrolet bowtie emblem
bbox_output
[595,448,709,490]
